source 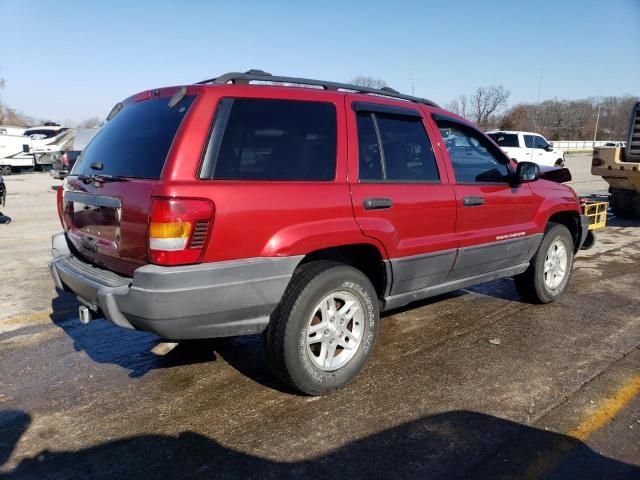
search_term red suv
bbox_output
[50,70,590,395]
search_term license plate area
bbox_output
[63,191,121,251]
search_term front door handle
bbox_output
[363,198,393,210]
[463,196,484,207]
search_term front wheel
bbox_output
[515,223,575,303]
[264,260,379,395]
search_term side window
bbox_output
[488,132,519,148]
[356,111,439,182]
[523,135,535,148]
[436,121,510,184]
[206,99,337,181]
[533,136,548,149]
[356,113,383,181]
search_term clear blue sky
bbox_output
[1,0,638,123]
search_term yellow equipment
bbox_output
[591,101,640,217]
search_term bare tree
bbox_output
[469,86,510,128]
[75,116,103,128]
[1,106,33,127]
[446,94,469,119]
[349,76,388,89]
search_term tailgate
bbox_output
[62,180,156,276]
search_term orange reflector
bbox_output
[149,222,192,239]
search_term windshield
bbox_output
[72,95,195,179]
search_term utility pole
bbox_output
[534,66,543,131]
[593,104,601,145]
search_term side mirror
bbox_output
[515,161,540,183]
[545,145,553,151]
[548,142,554,148]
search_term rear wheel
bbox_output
[264,260,379,395]
[1,166,11,176]
[515,223,574,303]
[610,188,636,218]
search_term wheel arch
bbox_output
[547,210,581,251]
[296,243,389,300]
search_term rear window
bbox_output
[72,95,195,179]
[488,133,519,148]
[202,98,337,181]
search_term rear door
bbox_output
[433,117,540,280]
[62,90,196,275]
[347,98,457,295]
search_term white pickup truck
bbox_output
[486,130,565,167]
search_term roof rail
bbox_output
[196,69,439,108]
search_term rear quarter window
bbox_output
[202,98,337,181]
[488,133,519,148]
[72,95,195,179]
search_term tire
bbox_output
[610,188,636,218]
[515,223,575,304]
[1,166,11,176]
[264,260,379,395]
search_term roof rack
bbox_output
[196,69,439,108]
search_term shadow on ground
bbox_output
[49,291,294,391]
[1,409,637,480]
[50,284,521,393]
[49,292,217,379]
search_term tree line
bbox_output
[352,76,636,141]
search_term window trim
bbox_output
[433,116,513,185]
[356,111,441,184]
[352,101,422,118]
[199,97,338,182]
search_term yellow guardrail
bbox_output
[581,201,608,230]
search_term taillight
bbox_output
[592,158,604,167]
[148,197,214,266]
[61,153,69,167]
[56,186,64,226]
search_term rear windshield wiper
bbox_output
[76,173,128,183]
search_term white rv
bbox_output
[0,125,75,174]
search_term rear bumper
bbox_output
[50,168,69,179]
[50,233,302,339]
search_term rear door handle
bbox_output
[363,198,393,210]
[463,196,484,207]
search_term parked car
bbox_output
[50,128,99,179]
[603,141,626,148]
[50,70,591,395]
[486,130,565,167]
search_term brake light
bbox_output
[61,152,69,167]
[148,198,214,266]
[56,186,64,226]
